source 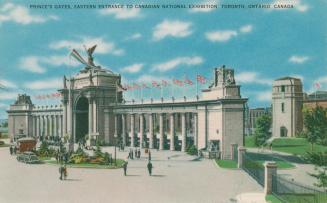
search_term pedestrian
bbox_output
[134,148,137,158]
[123,161,128,176]
[9,146,13,155]
[148,150,151,161]
[147,161,153,176]
[63,165,67,180]
[13,146,17,154]
[130,149,133,159]
[59,165,64,180]
[138,149,141,158]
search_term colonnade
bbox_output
[32,114,63,138]
[114,112,198,152]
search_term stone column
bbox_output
[36,116,40,138]
[230,143,238,160]
[58,115,62,137]
[159,113,164,150]
[54,115,57,137]
[40,116,44,138]
[44,115,48,137]
[170,113,175,151]
[193,113,198,148]
[63,102,67,136]
[122,114,126,146]
[130,114,135,147]
[149,114,154,149]
[237,146,247,168]
[139,114,144,148]
[264,161,277,195]
[181,113,186,152]
[114,114,118,137]
[93,99,97,133]
[88,98,93,145]
[50,115,54,137]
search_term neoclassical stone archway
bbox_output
[75,96,89,143]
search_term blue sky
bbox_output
[0,0,326,118]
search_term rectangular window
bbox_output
[281,103,285,113]
[281,85,285,92]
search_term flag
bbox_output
[133,83,141,89]
[142,83,150,89]
[197,75,206,84]
[314,82,321,89]
[173,79,184,86]
[70,49,88,65]
[184,78,193,85]
[161,80,168,87]
[126,84,133,90]
[152,81,160,88]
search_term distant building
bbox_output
[272,77,303,137]
[303,91,327,109]
[245,107,271,135]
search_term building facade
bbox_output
[7,64,247,159]
[272,77,303,137]
[245,107,271,135]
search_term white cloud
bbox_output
[0,92,20,100]
[235,71,272,85]
[0,3,58,25]
[153,20,192,41]
[0,79,17,89]
[205,30,238,42]
[288,55,310,64]
[271,0,309,12]
[190,0,219,13]
[98,6,141,19]
[152,56,203,72]
[0,103,8,109]
[239,24,253,33]
[256,90,272,102]
[19,56,46,73]
[49,36,124,56]
[125,33,142,40]
[19,55,79,74]
[121,63,144,73]
[135,75,169,83]
[24,78,62,90]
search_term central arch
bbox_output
[75,97,89,143]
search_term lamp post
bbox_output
[114,137,117,166]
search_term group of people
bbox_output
[127,148,141,159]
[55,151,69,164]
[123,148,153,176]
[9,145,17,155]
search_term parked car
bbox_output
[16,151,40,164]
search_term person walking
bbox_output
[63,165,67,180]
[9,146,13,155]
[134,148,137,158]
[147,161,153,176]
[123,161,128,176]
[137,149,141,158]
[59,165,64,180]
[148,150,151,161]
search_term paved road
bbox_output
[0,146,262,203]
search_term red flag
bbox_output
[184,78,193,85]
[152,81,160,88]
[197,75,206,84]
[162,80,168,87]
[133,83,140,89]
[173,79,183,86]
[314,82,321,89]
[142,83,150,89]
[51,93,57,98]
[126,84,133,90]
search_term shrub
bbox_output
[186,145,198,156]
[0,140,5,145]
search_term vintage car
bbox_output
[16,151,40,164]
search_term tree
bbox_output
[254,114,272,146]
[303,106,327,151]
[305,151,327,191]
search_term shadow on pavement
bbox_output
[151,174,165,177]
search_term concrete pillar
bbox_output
[88,98,93,145]
[93,99,97,133]
[44,115,48,137]
[50,115,54,137]
[36,116,40,138]
[63,102,67,136]
[230,143,238,161]
[170,113,175,151]
[149,114,154,149]
[130,114,135,147]
[58,115,62,137]
[237,146,247,168]
[159,113,164,150]
[122,114,126,146]
[114,114,118,137]
[264,161,277,195]
[181,113,186,152]
[193,113,198,148]
[40,116,44,138]
[139,114,144,148]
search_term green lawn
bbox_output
[245,136,256,148]
[45,159,126,169]
[0,144,9,147]
[266,195,282,203]
[246,152,295,169]
[215,159,237,169]
[272,138,327,156]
